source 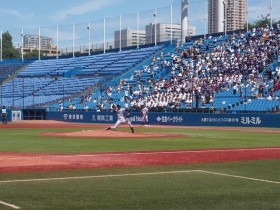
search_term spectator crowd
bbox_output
[65,24,280,112]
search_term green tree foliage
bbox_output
[247,14,280,30]
[24,50,43,59]
[1,31,20,59]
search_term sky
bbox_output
[0,0,279,30]
[0,0,176,30]
[0,0,279,47]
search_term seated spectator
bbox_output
[84,105,89,111]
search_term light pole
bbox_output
[56,25,59,59]
[246,0,249,33]
[223,0,227,36]
[87,22,91,55]
[137,12,140,48]
[170,4,173,44]
[72,24,75,57]
[103,18,106,54]
[119,15,122,51]
[154,10,157,46]
[38,27,41,60]
[204,0,207,39]
[21,29,24,61]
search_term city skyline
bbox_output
[0,0,279,31]
[208,0,247,34]
[0,0,279,51]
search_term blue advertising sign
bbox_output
[46,111,280,128]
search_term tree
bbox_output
[247,14,279,30]
[24,50,42,59]
[1,31,20,59]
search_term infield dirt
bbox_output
[1,120,280,173]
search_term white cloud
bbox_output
[0,8,33,20]
[50,0,118,21]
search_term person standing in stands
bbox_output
[105,104,135,133]
[1,106,8,124]
[58,101,63,111]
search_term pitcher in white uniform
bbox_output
[105,104,135,133]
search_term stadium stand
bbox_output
[0,26,279,113]
[0,60,31,82]
[0,45,164,109]
[68,27,279,113]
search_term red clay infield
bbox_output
[41,129,186,138]
[0,120,280,173]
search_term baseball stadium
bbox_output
[0,0,280,209]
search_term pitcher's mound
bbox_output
[42,129,186,138]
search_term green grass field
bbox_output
[1,126,280,153]
[0,125,280,210]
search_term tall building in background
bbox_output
[208,0,225,33]
[114,23,196,48]
[23,35,53,50]
[145,23,195,45]
[226,0,247,32]
[114,29,146,49]
[23,35,58,56]
[208,0,247,34]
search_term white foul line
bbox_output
[0,170,278,210]
[0,201,20,209]
[0,170,199,184]
[0,169,279,186]
[197,170,280,185]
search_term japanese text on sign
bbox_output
[157,116,184,123]
[92,114,114,122]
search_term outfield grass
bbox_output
[0,125,280,209]
[0,160,280,210]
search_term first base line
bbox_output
[0,200,20,209]
[0,170,280,185]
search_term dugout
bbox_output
[22,109,46,120]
